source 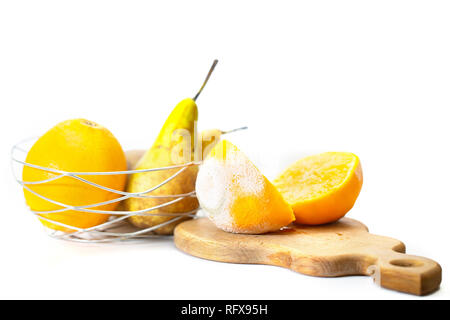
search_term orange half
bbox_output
[273,152,363,225]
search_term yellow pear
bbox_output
[199,126,248,160]
[125,60,218,235]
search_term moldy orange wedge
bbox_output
[196,140,295,234]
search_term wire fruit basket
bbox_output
[11,125,247,243]
[11,137,203,243]
[11,60,246,243]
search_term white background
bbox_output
[0,1,449,299]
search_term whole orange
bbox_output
[22,119,127,232]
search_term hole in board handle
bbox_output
[390,259,424,268]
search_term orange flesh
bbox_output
[276,152,357,202]
[274,152,363,225]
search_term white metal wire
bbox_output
[11,137,201,242]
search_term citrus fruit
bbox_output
[196,140,295,234]
[273,152,363,225]
[22,119,127,232]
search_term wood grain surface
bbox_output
[174,217,441,295]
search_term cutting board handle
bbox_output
[367,250,441,295]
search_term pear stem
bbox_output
[221,126,248,135]
[193,59,219,101]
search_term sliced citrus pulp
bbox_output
[274,152,363,225]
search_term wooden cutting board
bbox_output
[174,217,441,295]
